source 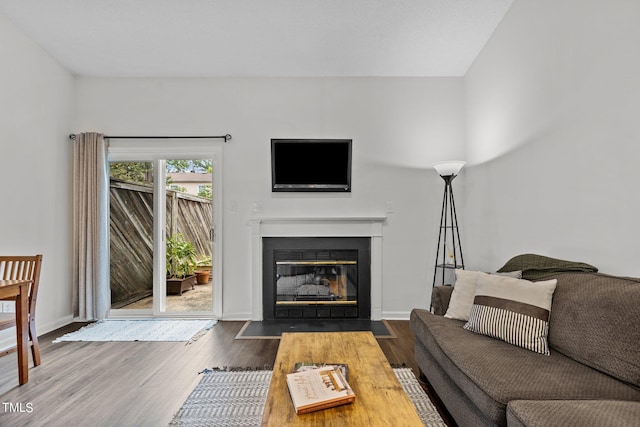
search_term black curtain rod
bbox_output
[69,134,232,142]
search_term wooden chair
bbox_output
[0,255,43,366]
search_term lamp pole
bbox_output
[432,162,465,288]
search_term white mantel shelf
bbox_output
[250,215,388,222]
[249,215,387,321]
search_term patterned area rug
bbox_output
[52,319,217,343]
[169,367,446,426]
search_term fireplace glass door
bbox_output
[274,251,358,318]
[276,260,357,302]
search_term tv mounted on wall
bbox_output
[271,139,352,192]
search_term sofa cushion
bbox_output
[547,272,640,387]
[444,270,522,321]
[431,285,454,316]
[410,308,640,426]
[506,400,640,427]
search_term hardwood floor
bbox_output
[0,320,453,427]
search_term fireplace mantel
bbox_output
[249,215,387,320]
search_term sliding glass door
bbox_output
[164,158,213,314]
[107,142,222,318]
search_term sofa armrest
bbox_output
[431,285,454,315]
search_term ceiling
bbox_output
[0,0,513,78]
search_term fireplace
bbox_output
[250,215,385,320]
[263,237,371,320]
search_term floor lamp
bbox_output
[432,161,465,287]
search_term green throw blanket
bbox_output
[497,253,598,280]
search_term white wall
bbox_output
[464,0,640,276]
[0,13,75,345]
[74,77,465,318]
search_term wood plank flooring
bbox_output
[0,320,453,427]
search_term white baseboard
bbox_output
[40,314,76,336]
[220,312,252,321]
[380,311,412,320]
[0,314,74,352]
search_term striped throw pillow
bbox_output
[463,274,557,355]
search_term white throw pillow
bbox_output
[444,270,483,321]
[444,269,523,321]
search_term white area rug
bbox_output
[169,367,446,426]
[53,319,217,343]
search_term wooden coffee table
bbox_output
[262,331,423,426]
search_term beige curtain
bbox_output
[72,132,110,320]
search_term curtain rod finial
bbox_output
[69,134,77,140]
[225,134,232,142]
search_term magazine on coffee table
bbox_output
[286,365,356,415]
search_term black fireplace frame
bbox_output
[262,237,371,320]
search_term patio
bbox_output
[123,280,213,312]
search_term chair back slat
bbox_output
[0,255,43,367]
[0,255,43,314]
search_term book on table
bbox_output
[292,362,349,381]
[286,364,356,415]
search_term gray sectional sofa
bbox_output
[410,269,640,426]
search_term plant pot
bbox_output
[166,275,197,295]
[195,270,211,285]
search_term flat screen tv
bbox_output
[271,139,352,192]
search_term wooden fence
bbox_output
[109,179,213,308]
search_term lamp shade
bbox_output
[433,161,466,177]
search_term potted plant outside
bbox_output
[166,233,197,295]
[195,257,212,284]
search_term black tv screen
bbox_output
[271,139,352,192]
